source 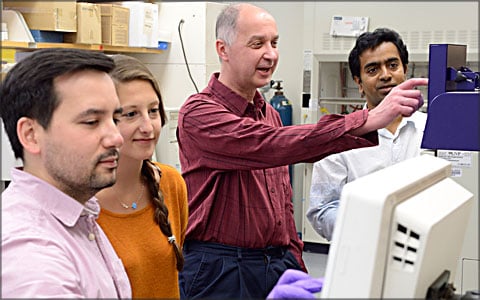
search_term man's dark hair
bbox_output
[348,28,409,81]
[0,48,115,160]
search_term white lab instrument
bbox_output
[321,154,473,298]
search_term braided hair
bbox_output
[142,160,184,271]
[110,54,184,271]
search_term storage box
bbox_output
[64,3,102,44]
[118,2,159,48]
[2,1,77,32]
[99,4,129,46]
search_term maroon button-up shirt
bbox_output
[177,73,378,269]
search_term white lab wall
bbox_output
[254,1,478,119]
[310,2,478,62]
[130,2,226,109]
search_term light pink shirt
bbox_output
[1,168,132,298]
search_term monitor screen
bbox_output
[321,154,473,298]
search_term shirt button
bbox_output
[270,188,275,193]
[88,233,95,241]
[277,220,282,226]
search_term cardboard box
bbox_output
[2,1,77,32]
[99,4,129,46]
[64,3,102,44]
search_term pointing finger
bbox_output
[397,78,428,90]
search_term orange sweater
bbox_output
[98,163,188,298]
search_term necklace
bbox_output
[119,182,144,210]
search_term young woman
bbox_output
[96,54,188,298]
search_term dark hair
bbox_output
[109,54,183,271]
[348,28,409,81]
[0,48,114,160]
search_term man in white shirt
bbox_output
[307,28,427,241]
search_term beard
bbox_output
[43,144,119,203]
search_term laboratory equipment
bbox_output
[269,80,293,126]
[421,44,479,151]
[321,154,473,298]
[421,43,480,295]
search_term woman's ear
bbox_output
[17,117,41,155]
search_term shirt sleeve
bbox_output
[306,154,348,241]
[2,236,85,298]
[179,98,377,171]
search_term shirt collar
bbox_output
[404,111,426,130]
[10,168,100,227]
[377,111,425,138]
[208,73,266,117]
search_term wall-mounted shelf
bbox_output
[1,41,164,54]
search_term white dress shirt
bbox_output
[307,111,427,241]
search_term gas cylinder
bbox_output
[269,80,294,185]
[269,80,292,126]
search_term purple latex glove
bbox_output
[267,269,324,299]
